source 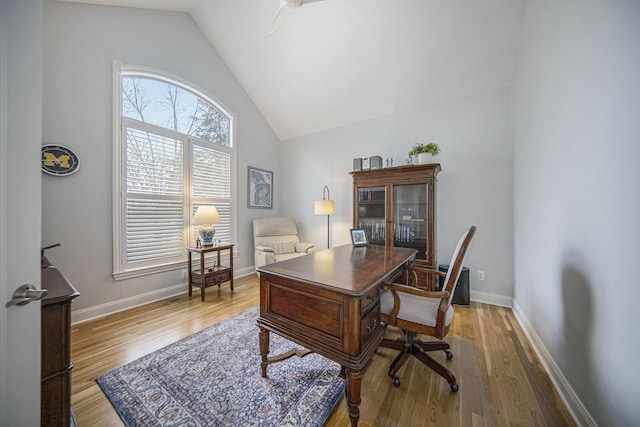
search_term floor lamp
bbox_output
[314,185,334,248]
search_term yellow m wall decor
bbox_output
[41,144,80,176]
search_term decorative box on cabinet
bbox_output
[41,257,79,427]
[350,163,441,287]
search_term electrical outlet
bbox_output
[182,269,188,279]
[477,270,485,281]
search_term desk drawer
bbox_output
[361,286,379,316]
[360,306,381,345]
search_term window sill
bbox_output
[113,250,238,281]
[113,260,186,281]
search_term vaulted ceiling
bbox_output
[61,0,526,140]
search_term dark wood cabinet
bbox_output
[41,258,79,427]
[351,164,440,286]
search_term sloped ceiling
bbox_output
[61,0,526,140]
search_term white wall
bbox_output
[41,0,281,317]
[512,1,640,425]
[281,87,514,305]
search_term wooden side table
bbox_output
[187,244,234,302]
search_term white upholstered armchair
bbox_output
[253,217,315,269]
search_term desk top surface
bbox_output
[257,244,416,295]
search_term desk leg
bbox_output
[345,368,362,427]
[258,327,270,378]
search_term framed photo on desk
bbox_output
[350,229,368,246]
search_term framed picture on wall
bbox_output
[350,229,369,247]
[248,166,273,209]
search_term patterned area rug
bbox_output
[97,306,344,427]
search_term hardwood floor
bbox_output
[70,274,575,426]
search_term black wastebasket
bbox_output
[437,264,470,306]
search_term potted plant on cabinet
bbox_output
[409,142,441,164]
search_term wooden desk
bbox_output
[257,244,416,426]
[187,244,234,302]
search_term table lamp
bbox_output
[191,205,221,246]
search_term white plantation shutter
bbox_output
[126,128,183,195]
[192,144,230,199]
[116,120,234,276]
[191,143,232,245]
[125,126,185,265]
[127,198,183,262]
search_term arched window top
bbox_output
[121,72,232,147]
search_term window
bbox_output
[113,63,235,279]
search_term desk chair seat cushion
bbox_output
[380,285,454,327]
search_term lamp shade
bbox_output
[314,199,334,215]
[191,205,221,225]
[191,206,221,246]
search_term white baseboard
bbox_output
[512,299,596,427]
[471,289,513,307]
[71,268,257,325]
[71,284,185,325]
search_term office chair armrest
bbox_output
[410,259,447,277]
[411,264,447,278]
[386,283,449,300]
[405,262,447,289]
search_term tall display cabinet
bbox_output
[350,164,441,283]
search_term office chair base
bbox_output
[390,374,458,391]
[381,336,459,392]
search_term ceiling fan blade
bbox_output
[264,6,286,37]
[264,0,325,37]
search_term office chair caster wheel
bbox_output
[392,377,401,387]
[445,350,453,360]
[450,383,459,392]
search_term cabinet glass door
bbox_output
[393,184,427,259]
[355,186,386,245]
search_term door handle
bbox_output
[5,284,48,308]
